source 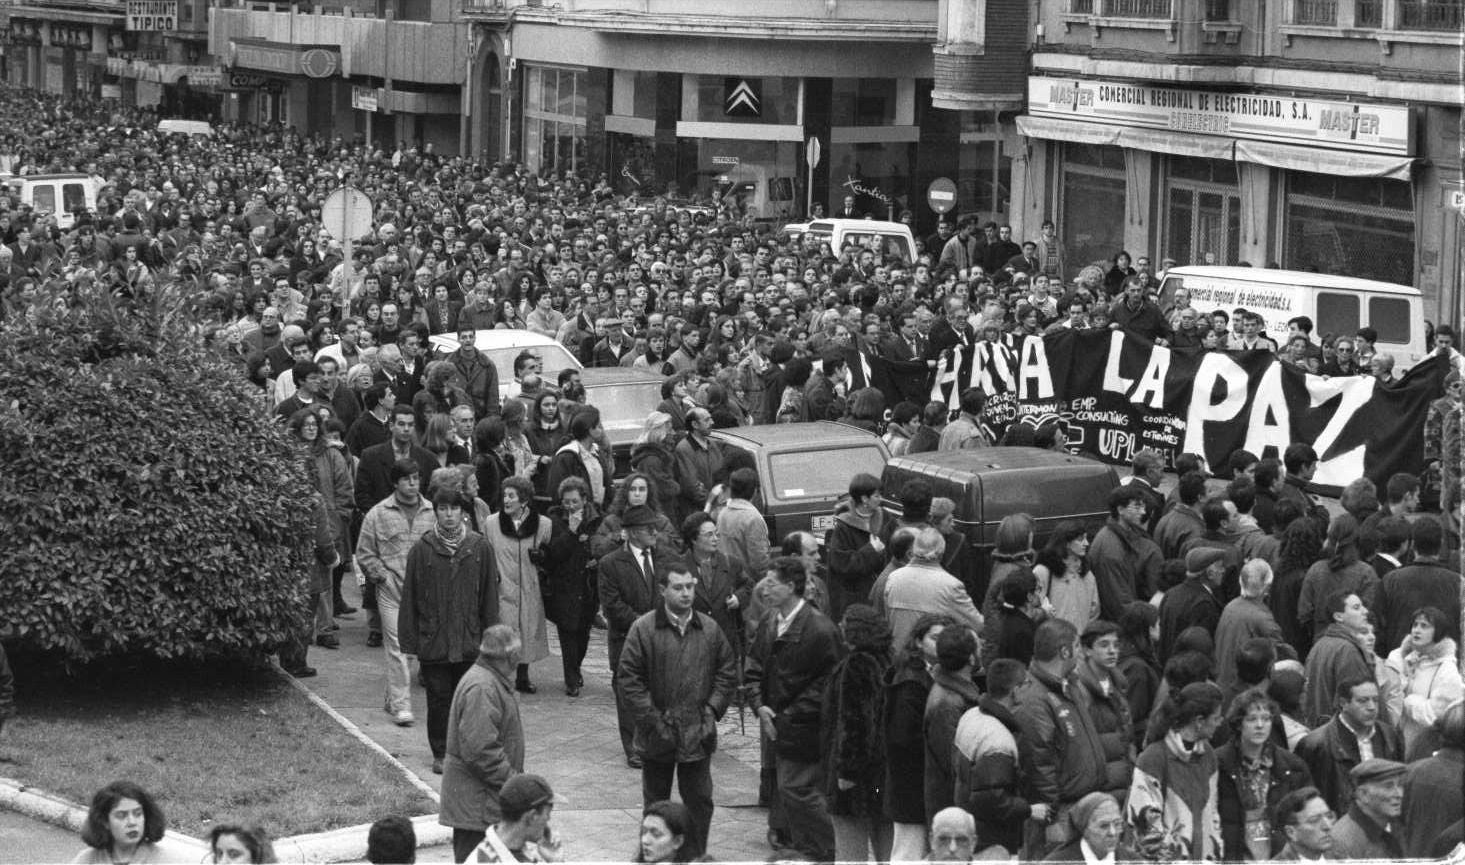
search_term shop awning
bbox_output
[1116,127,1234,160]
[1234,140,1415,181]
[1015,115,1119,146]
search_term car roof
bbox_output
[10,173,91,183]
[428,329,567,353]
[579,367,664,386]
[807,219,912,233]
[711,421,883,449]
[1164,266,1419,297]
[886,447,1113,482]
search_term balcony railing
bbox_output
[1293,0,1338,23]
[1397,0,1461,28]
[1105,0,1171,16]
[1354,0,1383,24]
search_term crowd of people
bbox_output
[3,81,1464,865]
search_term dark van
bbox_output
[710,422,890,545]
[881,447,1120,598]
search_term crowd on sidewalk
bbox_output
[2,81,1464,864]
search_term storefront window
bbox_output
[1284,171,1414,285]
[1061,144,1126,272]
[693,76,798,125]
[608,131,657,195]
[829,141,914,220]
[831,78,897,127]
[676,138,798,222]
[1166,156,1240,266]
[524,66,587,176]
[958,140,1012,223]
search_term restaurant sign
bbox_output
[1027,75,1412,156]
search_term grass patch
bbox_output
[0,655,435,838]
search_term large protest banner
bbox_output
[929,329,1448,491]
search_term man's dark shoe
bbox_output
[333,600,357,616]
[366,632,383,648]
[515,679,537,694]
[432,758,444,774]
[315,634,340,649]
[285,666,317,679]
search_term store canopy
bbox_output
[1234,140,1415,181]
[1015,115,1119,146]
[1116,127,1234,160]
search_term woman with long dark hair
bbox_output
[1117,600,1163,750]
[1032,521,1099,633]
[883,612,956,861]
[207,825,277,864]
[73,781,187,864]
[823,604,894,863]
[1126,682,1225,862]
[634,801,696,864]
[544,476,603,696]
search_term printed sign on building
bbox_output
[127,0,179,31]
[724,78,762,118]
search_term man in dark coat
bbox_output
[1088,485,1164,622]
[1157,548,1225,663]
[1302,590,1375,725]
[824,474,887,622]
[1375,514,1460,649]
[449,327,501,419]
[618,562,739,858]
[952,658,1047,854]
[1109,277,1173,344]
[1400,701,1464,858]
[598,505,665,767]
[1295,678,1404,814]
[1330,759,1407,860]
[356,404,437,512]
[1074,621,1135,799]
[398,477,501,773]
[746,555,842,863]
[923,627,982,824]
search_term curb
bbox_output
[0,777,207,857]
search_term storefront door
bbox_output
[1166,184,1240,267]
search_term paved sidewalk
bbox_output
[0,808,78,864]
[309,581,771,862]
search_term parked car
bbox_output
[579,366,665,479]
[881,447,1120,600]
[428,329,581,403]
[782,218,916,264]
[709,421,890,545]
[2,173,100,230]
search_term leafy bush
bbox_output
[0,285,317,661]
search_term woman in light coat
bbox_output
[483,476,552,693]
[1385,605,1463,758]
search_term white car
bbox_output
[428,330,582,402]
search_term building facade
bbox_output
[462,0,1030,228]
[1012,0,1462,325]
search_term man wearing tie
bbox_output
[597,505,665,768]
[887,309,933,405]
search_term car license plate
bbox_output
[811,514,835,534]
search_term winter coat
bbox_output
[687,551,753,653]
[953,697,1032,854]
[542,505,601,631]
[1214,597,1283,694]
[1126,732,1222,863]
[745,601,842,759]
[355,495,437,604]
[821,648,889,817]
[1376,560,1463,652]
[1089,517,1164,622]
[440,660,523,830]
[1074,663,1136,796]
[825,502,887,621]
[924,668,983,821]
[1385,636,1463,755]
[1294,716,1403,815]
[1155,504,1206,561]
[398,529,500,664]
[884,561,983,654]
[1158,577,1223,664]
[629,441,681,518]
[1214,741,1311,862]
[545,439,612,510]
[1014,666,1107,806]
[1118,641,1162,750]
[1301,624,1374,726]
[1297,560,1378,646]
[883,659,933,824]
[618,606,738,764]
[1401,746,1465,858]
[673,434,722,516]
[1330,803,1405,860]
[449,349,501,419]
[483,510,553,664]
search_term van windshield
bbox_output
[842,231,913,263]
[769,446,887,500]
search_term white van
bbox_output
[1157,266,1426,369]
[2,173,100,230]
[785,218,916,264]
[713,165,797,223]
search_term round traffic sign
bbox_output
[322,187,373,242]
[927,177,957,215]
[806,136,822,170]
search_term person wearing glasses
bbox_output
[1271,787,1337,862]
[1088,485,1165,623]
[1321,336,1364,377]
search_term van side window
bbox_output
[1367,297,1410,345]
[1316,292,1359,340]
[62,184,86,215]
[32,186,55,213]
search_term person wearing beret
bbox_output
[1157,548,1226,662]
[1328,759,1407,860]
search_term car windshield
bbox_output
[768,446,887,500]
[482,344,578,383]
[588,381,663,431]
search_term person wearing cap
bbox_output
[441,624,525,862]
[617,559,738,858]
[1328,758,1406,859]
[464,772,566,864]
[598,503,668,767]
[1156,548,1226,663]
[591,316,633,367]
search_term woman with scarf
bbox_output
[543,476,602,697]
[483,476,552,693]
[1214,689,1312,862]
[1126,682,1224,862]
[545,408,613,511]
[1385,605,1463,758]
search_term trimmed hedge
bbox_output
[0,287,317,661]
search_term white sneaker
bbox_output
[393,710,415,727]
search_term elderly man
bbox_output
[598,505,666,768]
[883,527,983,651]
[927,806,1009,862]
[1272,787,1337,862]
[1213,559,1283,694]
[1330,759,1407,859]
[440,624,525,863]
